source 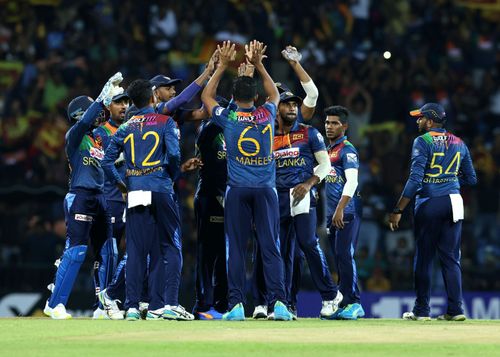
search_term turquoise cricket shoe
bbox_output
[126,308,141,321]
[222,303,245,321]
[338,303,365,320]
[321,307,344,320]
[273,301,294,321]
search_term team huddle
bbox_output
[42,40,477,322]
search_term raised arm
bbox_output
[201,42,236,117]
[158,51,219,116]
[246,40,279,107]
[281,46,318,120]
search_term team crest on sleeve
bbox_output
[215,107,224,116]
[346,153,358,164]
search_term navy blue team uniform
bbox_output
[193,120,228,317]
[211,101,287,314]
[402,128,476,318]
[93,120,126,301]
[325,136,362,308]
[48,100,113,312]
[102,107,182,313]
[254,122,338,312]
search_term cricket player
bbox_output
[102,79,186,321]
[389,103,477,321]
[201,40,293,321]
[44,73,123,319]
[192,96,230,320]
[324,106,365,320]
[253,91,342,319]
[92,91,130,319]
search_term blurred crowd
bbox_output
[0,0,499,296]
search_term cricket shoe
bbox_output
[50,304,72,320]
[163,305,194,321]
[273,301,295,321]
[43,300,52,317]
[93,307,110,319]
[437,314,466,321]
[222,303,245,321]
[338,303,365,320]
[126,308,141,321]
[320,291,344,319]
[252,305,268,319]
[97,290,123,320]
[402,311,431,321]
[198,308,224,320]
[146,308,165,320]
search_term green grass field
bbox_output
[1,318,499,356]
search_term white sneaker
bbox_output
[43,300,52,317]
[320,291,343,318]
[163,305,194,321]
[97,290,123,320]
[267,312,274,320]
[93,307,110,320]
[50,304,72,320]
[402,311,431,321]
[252,305,268,319]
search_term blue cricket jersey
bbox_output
[195,120,227,197]
[66,101,106,192]
[274,121,326,189]
[102,107,180,194]
[211,101,277,188]
[325,135,360,218]
[93,120,125,202]
[402,128,477,200]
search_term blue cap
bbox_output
[410,103,446,123]
[279,91,303,105]
[67,95,93,121]
[150,75,182,89]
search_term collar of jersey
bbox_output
[236,105,256,112]
[136,106,155,115]
[108,119,119,128]
[329,135,347,149]
[429,128,446,133]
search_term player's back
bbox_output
[417,129,475,197]
[195,120,227,197]
[117,110,180,193]
[212,102,276,188]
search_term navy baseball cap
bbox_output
[279,91,303,105]
[111,91,129,102]
[150,75,182,90]
[275,82,291,94]
[67,95,93,121]
[410,103,446,123]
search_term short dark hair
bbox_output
[127,79,153,109]
[324,105,349,124]
[232,76,257,101]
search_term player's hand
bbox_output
[206,50,219,75]
[291,182,311,206]
[332,209,344,230]
[238,59,255,78]
[281,45,302,63]
[97,72,123,106]
[181,158,203,172]
[217,41,236,68]
[388,213,401,231]
[245,40,267,66]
